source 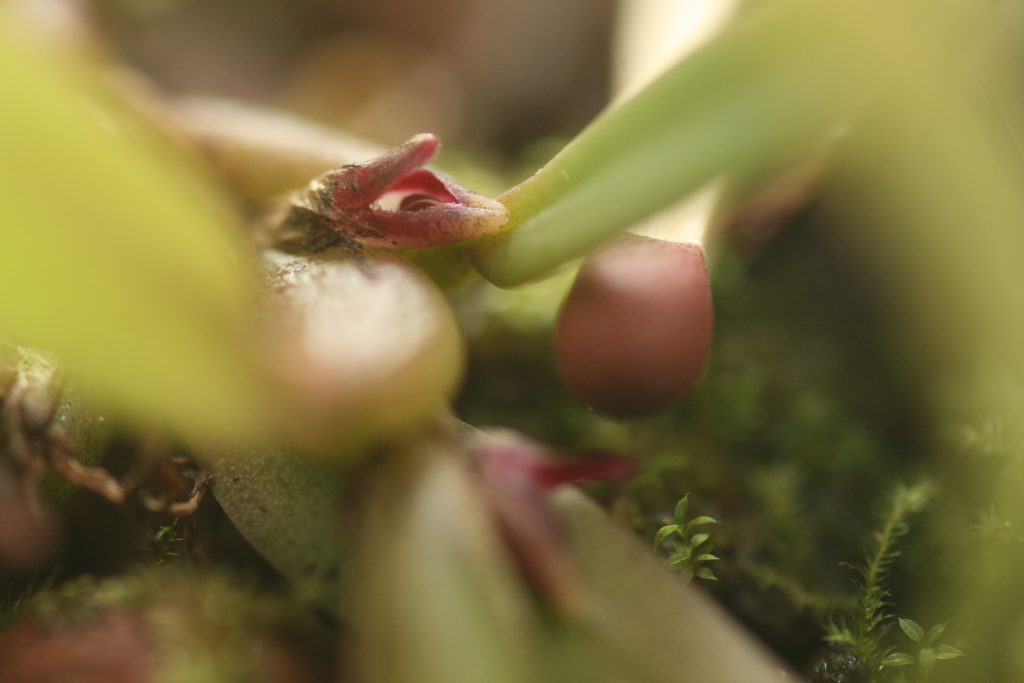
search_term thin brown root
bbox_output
[139,471,210,517]
[46,431,126,504]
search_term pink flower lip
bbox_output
[314,133,510,249]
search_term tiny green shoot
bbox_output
[654,493,720,582]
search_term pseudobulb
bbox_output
[555,234,713,417]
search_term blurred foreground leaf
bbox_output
[355,429,792,683]
[354,431,536,683]
[549,489,791,683]
[0,14,265,434]
[827,5,1024,679]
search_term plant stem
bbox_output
[469,0,863,287]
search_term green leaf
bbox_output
[881,652,915,668]
[823,631,856,645]
[898,618,925,644]
[0,18,264,434]
[353,435,536,683]
[674,495,690,522]
[668,549,692,566]
[934,645,965,660]
[654,525,680,548]
[689,533,711,549]
[694,567,718,581]
[919,647,936,678]
[688,516,718,527]
[199,438,347,612]
[695,554,720,563]
[925,622,947,645]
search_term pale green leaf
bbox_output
[0,15,265,435]
[653,525,680,548]
[353,435,536,683]
[689,533,711,549]
[925,622,947,645]
[919,647,936,678]
[934,645,965,660]
[899,618,925,644]
[553,489,794,682]
[674,494,690,521]
[881,652,915,668]
[694,567,718,581]
[824,631,855,645]
[668,550,691,566]
[688,516,719,527]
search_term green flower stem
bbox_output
[612,0,740,256]
[469,0,862,287]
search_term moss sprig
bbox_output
[824,480,933,677]
[654,493,720,582]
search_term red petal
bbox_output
[482,440,637,492]
[386,169,459,204]
[326,133,440,210]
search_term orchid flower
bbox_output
[270,133,509,253]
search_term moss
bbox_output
[453,208,933,669]
[2,568,336,683]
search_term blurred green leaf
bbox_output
[674,493,689,521]
[926,622,947,644]
[353,433,536,683]
[882,652,916,668]
[553,489,792,683]
[694,567,718,581]
[899,618,926,645]
[652,525,678,548]
[689,516,718,527]
[920,647,937,678]
[0,15,265,434]
[934,645,966,660]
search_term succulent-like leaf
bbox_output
[256,251,463,456]
[352,431,536,683]
[196,438,346,611]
